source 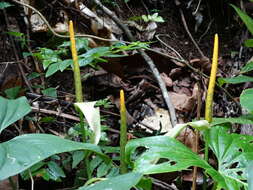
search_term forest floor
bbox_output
[0,0,252,189]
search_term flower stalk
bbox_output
[203,34,219,190]
[120,90,128,174]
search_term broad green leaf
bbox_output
[59,38,89,52]
[241,62,253,73]
[45,63,59,77]
[59,59,73,71]
[206,126,253,190]
[136,177,152,190]
[211,115,253,126]
[231,4,253,35]
[42,87,57,98]
[79,57,94,67]
[0,2,12,9]
[244,39,253,47]
[247,161,253,190]
[0,134,109,180]
[75,102,101,144]
[27,72,41,80]
[78,172,143,190]
[218,75,253,86]
[240,88,253,112]
[79,47,110,61]
[97,162,111,177]
[126,131,253,189]
[4,86,21,99]
[125,136,215,175]
[21,161,46,180]
[47,161,65,181]
[72,151,85,168]
[0,96,31,134]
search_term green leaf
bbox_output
[39,116,55,123]
[231,4,253,35]
[126,129,253,189]
[97,162,111,177]
[136,177,152,190]
[0,2,13,9]
[241,62,253,73]
[247,161,253,190]
[59,59,73,72]
[4,86,21,99]
[21,161,46,180]
[240,88,253,112]
[72,151,85,169]
[59,38,89,52]
[27,72,41,80]
[42,87,57,98]
[244,39,253,47]
[0,134,109,180]
[45,63,59,77]
[211,115,253,126]
[218,75,253,86]
[78,172,143,190]
[125,136,214,175]
[206,126,253,190]
[47,161,65,181]
[0,96,31,134]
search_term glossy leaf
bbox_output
[231,4,253,35]
[218,75,253,86]
[206,126,253,190]
[125,136,215,174]
[241,62,253,73]
[0,134,109,180]
[0,96,31,134]
[4,86,21,99]
[42,88,57,98]
[126,127,253,189]
[247,161,253,190]
[78,172,143,190]
[244,39,253,48]
[211,115,253,126]
[240,88,253,112]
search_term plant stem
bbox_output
[69,21,91,180]
[120,90,128,174]
[192,82,202,190]
[69,20,86,141]
[69,20,83,103]
[204,34,219,190]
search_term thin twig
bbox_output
[31,107,80,121]
[177,5,205,58]
[92,0,177,127]
[3,9,34,93]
